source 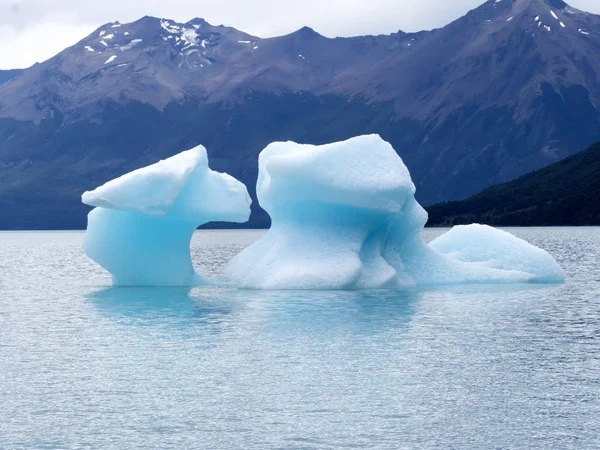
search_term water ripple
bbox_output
[0,228,599,448]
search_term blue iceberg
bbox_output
[226,135,565,289]
[82,136,565,289]
[82,145,251,286]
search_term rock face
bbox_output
[2,0,600,228]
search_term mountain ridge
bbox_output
[2,0,600,228]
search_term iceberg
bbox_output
[82,135,565,289]
[82,145,251,286]
[226,135,565,289]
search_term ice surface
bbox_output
[82,146,251,286]
[82,135,565,289]
[226,135,565,289]
[429,225,566,283]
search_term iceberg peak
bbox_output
[82,145,251,286]
[82,148,204,217]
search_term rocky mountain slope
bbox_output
[0,69,26,86]
[427,138,600,226]
[2,0,600,228]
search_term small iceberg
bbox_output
[83,136,565,289]
[82,145,251,286]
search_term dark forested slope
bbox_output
[427,140,600,226]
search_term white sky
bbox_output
[0,0,599,69]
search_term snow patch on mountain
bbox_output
[181,29,199,49]
[120,39,143,52]
[160,20,180,34]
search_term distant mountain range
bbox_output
[427,138,600,226]
[1,0,600,228]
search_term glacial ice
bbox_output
[226,135,565,289]
[82,145,251,286]
[82,135,565,289]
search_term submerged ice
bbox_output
[226,135,565,289]
[82,135,565,288]
[82,145,251,286]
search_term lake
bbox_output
[1,228,599,449]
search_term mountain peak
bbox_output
[492,0,569,8]
[475,0,571,15]
[519,0,570,11]
[187,17,210,27]
[457,0,590,38]
[136,15,161,25]
[544,0,568,10]
[292,26,322,37]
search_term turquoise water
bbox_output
[1,228,599,449]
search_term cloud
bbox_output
[0,0,599,69]
[0,21,95,69]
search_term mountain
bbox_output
[426,139,600,226]
[0,69,26,86]
[2,0,600,228]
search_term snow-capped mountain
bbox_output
[1,0,600,228]
[0,15,406,122]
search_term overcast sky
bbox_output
[1,0,599,69]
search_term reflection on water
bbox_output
[231,288,422,336]
[87,283,557,338]
[88,286,423,336]
[88,286,237,334]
